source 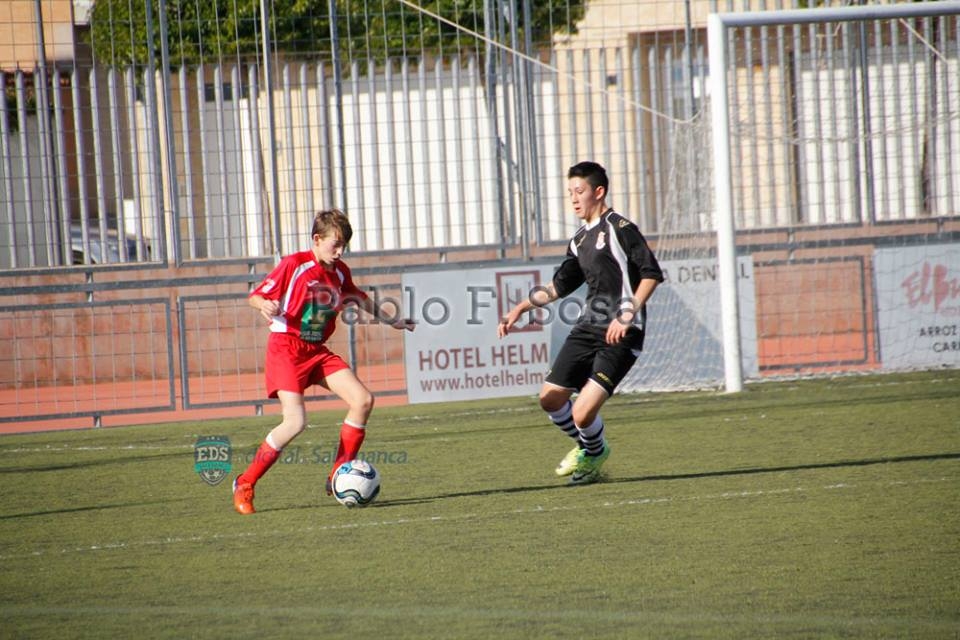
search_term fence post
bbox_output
[260,0,282,254]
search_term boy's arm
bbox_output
[497,282,559,338]
[249,256,289,323]
[357,294,416,332]
[500,249,579,337]
[606,278,659,345]
[249,294,280,323]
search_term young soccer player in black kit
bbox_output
[498,161,663,484]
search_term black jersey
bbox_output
[552,209,663,330]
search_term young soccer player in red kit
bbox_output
[233,209,415,515]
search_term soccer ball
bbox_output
[331,459,380,508]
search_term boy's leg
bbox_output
[233,391,307,514]
[540,383,578,439]
[568,343,638,485]
[571,380,609,454]
[568,381,612,485]
[238,391,308,486]
[323,367,375,487]
[540,383,582,476]
[542,328,598,476]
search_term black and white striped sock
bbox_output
[547,400,580,444]
[576,415,605,456]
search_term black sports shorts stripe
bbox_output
[545,324,643,396]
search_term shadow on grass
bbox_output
[376,451,960,507]
[607,451,960,485]
[0,451,185,474]
[611,384,960,424]
[0,499,188,520]
[249,451,960,512]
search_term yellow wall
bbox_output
[0,0,76,71]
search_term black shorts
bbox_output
[545,324,643,396]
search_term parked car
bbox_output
[70,223,150,264]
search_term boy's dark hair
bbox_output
[567,161,609,193]
[312,209,353,244]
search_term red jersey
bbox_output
[250,251,368,344]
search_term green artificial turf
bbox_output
[1,370,958,638]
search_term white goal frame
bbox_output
[707,1,960,393]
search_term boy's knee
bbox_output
[270,413,307,449]
[538,388,569,413]
[538,395,557,413]
[285,417,308,437]
[281,406,308,430]
[353,390,375,415]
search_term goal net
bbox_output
[618,3,960,394]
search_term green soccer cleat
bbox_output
[569,443,610,485]
[555,445,583,477]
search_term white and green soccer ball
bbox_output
[331,459,381,508]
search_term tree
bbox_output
[86,0,586,68]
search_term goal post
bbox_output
[708,1,960,393]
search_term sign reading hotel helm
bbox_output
[401,258,758,403]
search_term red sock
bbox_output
[238,440,280,486]
[331,422,366,478]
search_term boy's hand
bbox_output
[391,318,416,332]
[606,309,634,344]
[259,299,280,322]
[497,307,522,338]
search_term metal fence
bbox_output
[1,0,958,429]
[3,2,958,269]
[0,297,176,425]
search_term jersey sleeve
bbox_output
[552,243,585,298]
[250,255,294,301]
[615,218,664,283]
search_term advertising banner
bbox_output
[402,257,757,403]
[402,266,555,403]
[875,244,960,368]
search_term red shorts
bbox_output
[264,332,351,398]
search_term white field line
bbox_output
[0,436,327,454]
[0,444,188,453]
[0,602,957,632]
[0,476,952,561]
